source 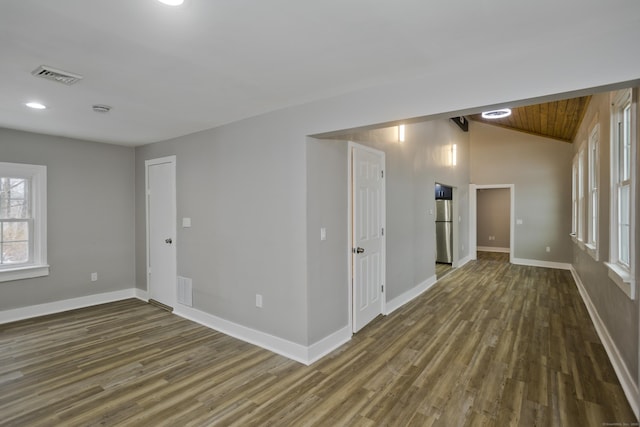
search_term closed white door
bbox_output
[146,156,176,308]
[352,144,385,332]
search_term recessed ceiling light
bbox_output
[26,102,47,110]
[157,0,184,5]
[482,108,512,119]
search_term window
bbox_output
[0,162,48,282]
[571,158,578,237]
[571,143,586,247]
[577,144,586,243]
[606,88,636,299]
[587,123,599,259]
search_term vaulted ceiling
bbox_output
[469,97,592,143]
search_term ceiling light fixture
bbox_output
[26,102,46,110]
[481,108,512,119]
[157,0,184,5]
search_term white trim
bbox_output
[0,264,49,282]
[0,162,47,281]
[385,275,437,315]
[469,184,515,263]
[570,267,640,419]
[511,258,571,270]
[0,289,139,324]
[477,246,510,253]
[307,325,352,365]
[0,286,350,366]
[605,262,636,300]
[174,304,350,366]
[456,254,473,268]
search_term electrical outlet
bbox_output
[91,272,98,282]
[256,294,263,308]
[546,246,551,253]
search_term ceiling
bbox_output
[469,96,592,143]
[1,1,639,146]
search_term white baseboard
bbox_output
[570,267,640,419]
[134,288,148,301]
[0,288,139,324]
[307,325,352,365]
[511,257,571,270]
[455,254,473,268]
[173,305,350,366]
[477,246,510,253]
[385,275,438,315]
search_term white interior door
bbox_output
[352,144,385,332]
[146,156,177,308]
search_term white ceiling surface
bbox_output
[1,1,639,146]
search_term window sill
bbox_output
[0,265,50,283]
[605,262,635,300]
[572,235,586,251]
[585,243,599,261]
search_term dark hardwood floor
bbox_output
[0,255,635,426]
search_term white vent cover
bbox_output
[177,276,193,307]
[31,65,83,85]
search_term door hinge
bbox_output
[381,227,384,236]
[381,170,384,178]
[381,285,384,293]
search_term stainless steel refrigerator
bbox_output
[435,199,453,263]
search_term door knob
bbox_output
[355,247,365,254]
[165,238,172,244]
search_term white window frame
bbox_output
[606,88,636,299]
[586,122,599,260]
[576,142,586,248]
[571,157,578,239]
[0,162,48,282]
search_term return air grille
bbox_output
[31,65,83,85]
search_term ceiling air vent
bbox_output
[31,65,83,85]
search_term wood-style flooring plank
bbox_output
[0,253,636,426]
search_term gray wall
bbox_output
[325,119,470,303]
[0,128,135,310]
[477,188,510,249]
[470,121,573,263]
[571,88,639,383]
[306,139,348,343]
[135,120,309,344]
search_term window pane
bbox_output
[1,177,29,219]
[9,200,28,218]
[619,184,630,266]
[1,241,29,264]
[622,104,631,181]
[9,179,26,198]
[2,221,29,242]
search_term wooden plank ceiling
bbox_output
[468,96,591,142]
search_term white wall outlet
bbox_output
[320,227,326,241]
[91,272,98,282]
[428,209,433,216]
[546,246,551,252]
[182,217,191,227]
[255,294,263,308]
[516,219,523,225]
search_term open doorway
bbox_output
[469,184,514,262]
[435,183,455,279]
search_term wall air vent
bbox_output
[31,65,83,85]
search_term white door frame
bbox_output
[469,183,514,262]
[347,141,386,333]
[145,155,177,305]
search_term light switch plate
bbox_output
[320,227,326,241]
[182,217,191,227]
